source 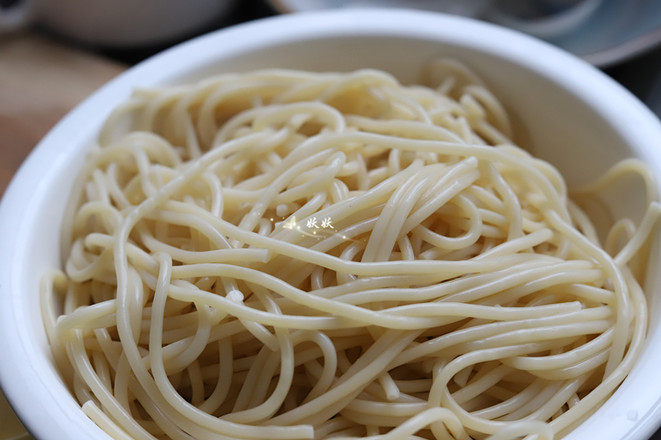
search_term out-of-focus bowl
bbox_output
[267,0,661,67]
[1,8,661,440]
[0,0,238,47]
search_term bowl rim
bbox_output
[2,7,661,440]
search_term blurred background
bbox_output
[2,0,661,438]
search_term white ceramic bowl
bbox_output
[2,8,661,440]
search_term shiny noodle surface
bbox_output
[42,60,660,440]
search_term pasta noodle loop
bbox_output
[43,62,660,440]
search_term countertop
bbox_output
[0,33,126,196]
[2,1,661,439]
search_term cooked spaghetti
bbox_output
[41,60,661,440]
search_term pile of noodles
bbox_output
[41,59,661,440]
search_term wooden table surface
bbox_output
[0,32,126,196]
[0,31,125,439]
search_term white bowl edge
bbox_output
[2,8,661,440]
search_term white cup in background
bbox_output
[267,0,603,41]
[0,0,237,47]
[487,0,603,38]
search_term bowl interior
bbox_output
[2,9,661,440]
